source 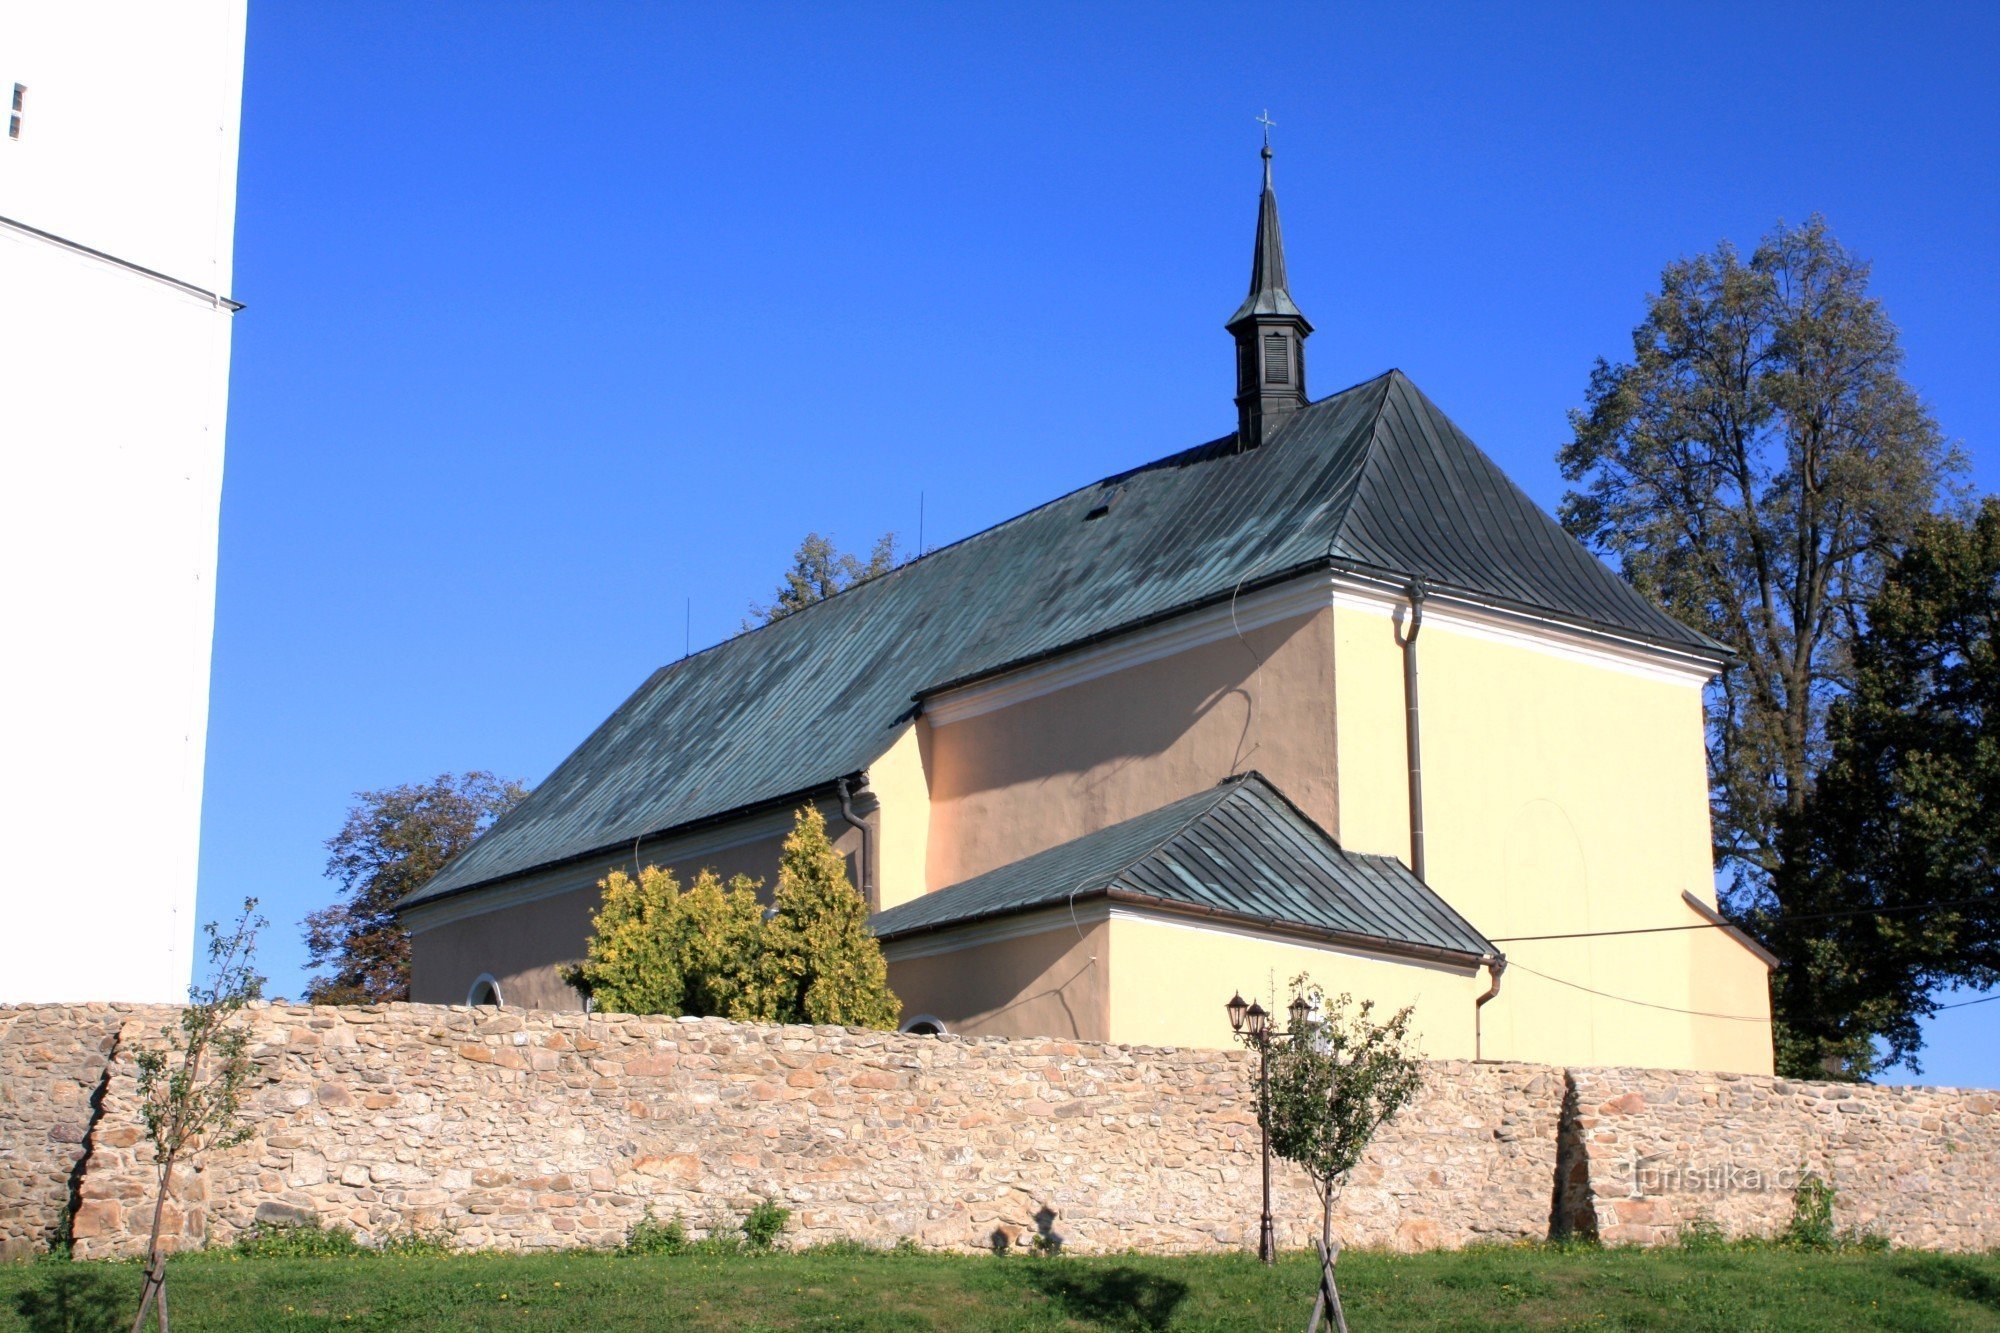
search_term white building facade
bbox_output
[0,2,248,1000]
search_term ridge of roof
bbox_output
[404,369,1719,909]
[1326,370,1730,657]
[686,370,1406,670]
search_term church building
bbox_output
[400,145,1776,1075]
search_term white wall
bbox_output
[0,2,247,1002]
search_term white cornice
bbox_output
[924,575,1335,726]
[1326,574,1721,688]
[923,570,1719,727]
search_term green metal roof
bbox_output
[869,774,1494,961]
[405,370,1721,909]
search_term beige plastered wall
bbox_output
[1105,912,1487,1055]
[922,607,1336,889]
[1328,599,1772,1074]
[884,915,1108,1040]
[406,807,863,1012]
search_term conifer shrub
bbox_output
[764,808,898,1028]
[564,808,898,1028]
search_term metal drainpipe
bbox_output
[1401,578,1427,882]
[836,777,875,910]
[1474,955,1508,1061]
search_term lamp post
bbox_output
[1228,993,1273,1263]
[1228,990,1317,1266]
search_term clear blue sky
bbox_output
[204,3,1999,1083]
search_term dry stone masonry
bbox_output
[0,1004,174,1261]
[0,1003,1992,1260]
[1561,1065,1998,1250]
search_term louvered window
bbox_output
[1263,333,1288,385]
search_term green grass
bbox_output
[3,1243,1997,1331]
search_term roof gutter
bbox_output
[876,884,1493,972]
[915,554,1727,710]
[1325,557,1733,668]
[914,560,1333,703]
[397,773,865,915]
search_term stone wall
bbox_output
[0,1003,1993,1260]
[1564,1066,1998,1250]
[0,1005,172,1260]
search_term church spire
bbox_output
[1226,119,1312,448]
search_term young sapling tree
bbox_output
[129,899,266,1333]
[1261,979,1424,1333]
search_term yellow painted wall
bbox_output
[412,575,1772,1076]
[868,720,934,912]
[923,608,1336,889]
[1328,600,1772,1074]
[1104,913,1487,1055]
[885,919,1108,1040]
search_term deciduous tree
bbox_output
[1259,981,1423,1333]
[304,771,528,1004]
[131,900,265,1332]
[1765,500,2000,1076]
[1559,217,1961,904]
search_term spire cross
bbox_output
[1256,110,1276,146]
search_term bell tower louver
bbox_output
[1226,138,1312,448]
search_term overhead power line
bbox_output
[1487,896,2000,1022]
[1508,962,2000,1022]
[1504,961,1770,1022]
[1489,895,1994,945]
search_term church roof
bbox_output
[405,369,1722,909]
[869,773,1495,961]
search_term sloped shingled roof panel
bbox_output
[406,371,1719,908]
[868,774,1494,960]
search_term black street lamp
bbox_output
[1226,991,1286,1264]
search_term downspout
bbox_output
[836,777,876,911]
[1474,954,1507,1061]
[1400,578,1427,882]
